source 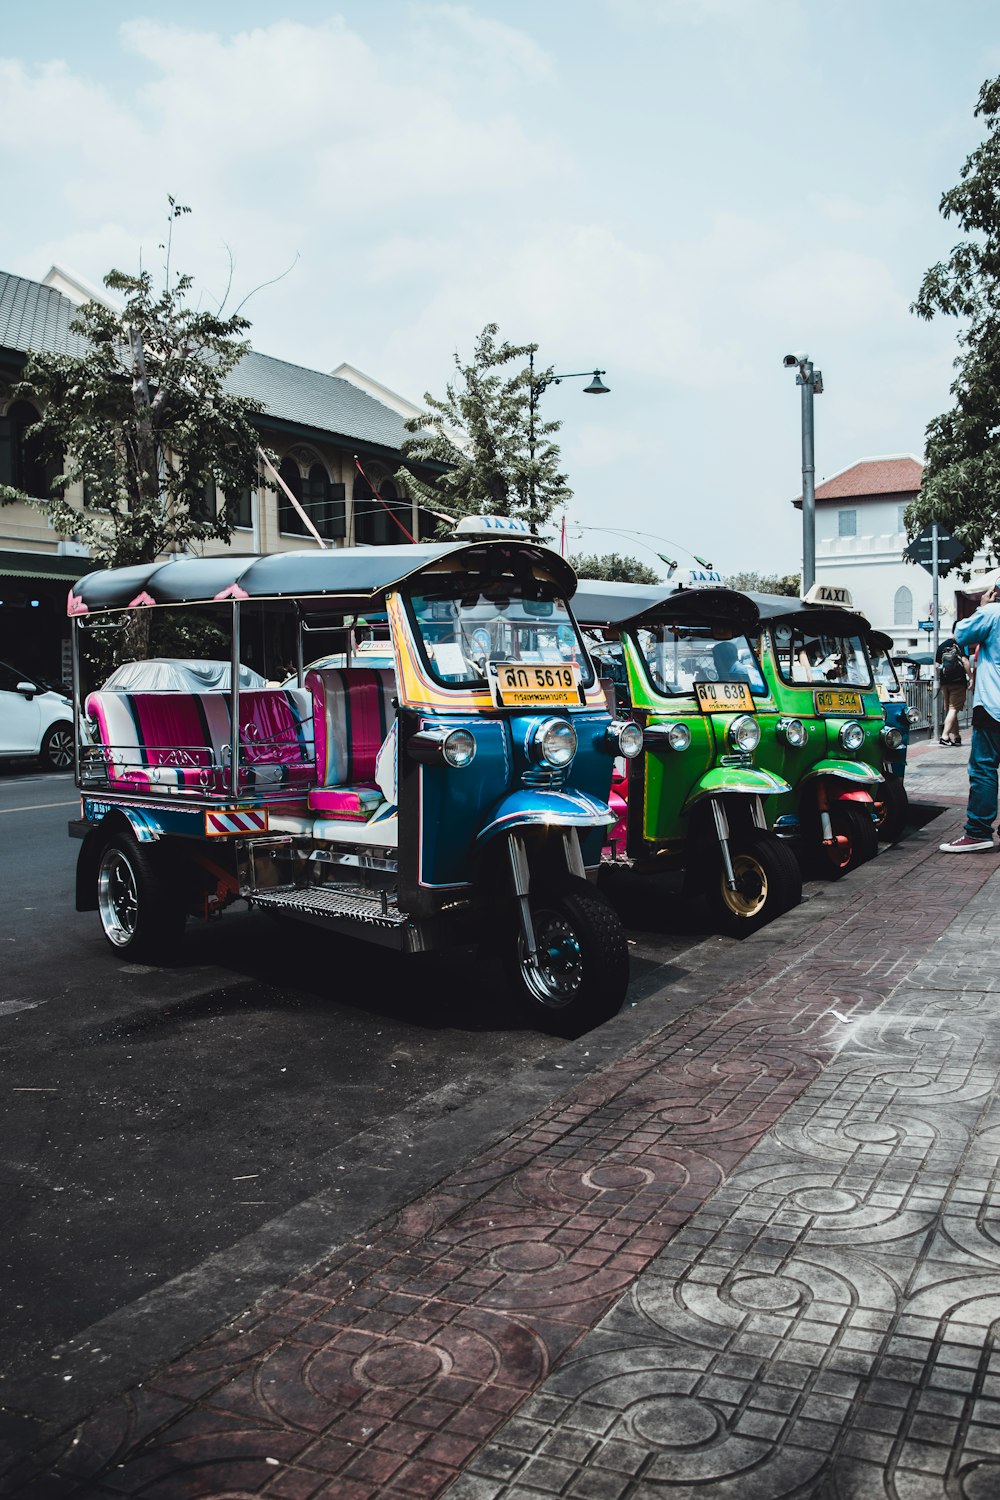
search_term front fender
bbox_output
[799,757,883,786]
[477,787,615,845]
[682,766,791,812]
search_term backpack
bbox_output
[939,641,966,684]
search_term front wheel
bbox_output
[39,722,74,772]
[507,881,629,1036]
[812,800,879,878]
[874,776,909,844]
[96,833,186,961]
[709,831,802,938]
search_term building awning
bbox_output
[0,549,90,582]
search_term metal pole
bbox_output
[230,600,241,798]
[801,363,816,594]
[931,520,941,743]
[528,350,537,515]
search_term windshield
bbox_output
[870,647,901,692]
[772,625,873,688]
[408,579,593,688]
[631,624,766,698]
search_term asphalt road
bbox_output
[0,766,703,1378]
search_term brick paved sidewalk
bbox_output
[2,770,998,1498]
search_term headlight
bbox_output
[728,714,760,752]
[840,721,866,751]
[529,717,578,768]
[407,727,477,767]
[779,717,807,748]
[666,722,692,751]
[881,725,903,750]
[904,705,921,726]
[606,719,643,759]
[442,728,477,767]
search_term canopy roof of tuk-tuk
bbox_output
[746,591,872,636]
[68,540,577,617]
[573,579,759,634]
[868,629,893,656]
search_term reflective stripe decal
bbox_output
[205,809,269,836]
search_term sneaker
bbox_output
[940,834,995,852]
[939,738,952,746]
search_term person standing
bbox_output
[941,585,1000,851]
[935,632,970,745]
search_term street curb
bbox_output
[0,802,959,1433]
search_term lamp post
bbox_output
[527,350,609,513]
[783,352,824,594]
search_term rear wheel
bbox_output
[874,775,909,844]
[39,722,74,772]
[812,800,879,878]
[96,833,186,961]
[709,831,802,938]
[507,881,629,1036]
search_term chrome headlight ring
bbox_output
[881,725,903,751]
[529,717,578,769]
[604,718,643,759]
[778,717,807,748]
[728,714,761,753]
[665,722,692,751]
[840,721,866,752]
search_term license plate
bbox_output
[694,680,755,713]
[491,662,580,707]
[814,689,863,715]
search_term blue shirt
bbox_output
[956,605,1000,721]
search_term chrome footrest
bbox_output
[250,885,406,929]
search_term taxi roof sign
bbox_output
[454,514,534,538]
[804,581,853,608]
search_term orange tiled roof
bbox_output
[810,455,923,502]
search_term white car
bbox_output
[0,659,74,771]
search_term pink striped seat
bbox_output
[305,668,397,821]
[85,688,314,792]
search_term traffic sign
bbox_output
[904,524,971,575]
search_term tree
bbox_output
[910,75,1000,562]
[1,201,264,569]
[397,322,571,533]
[724,570,800,596]
[569,551,662,584]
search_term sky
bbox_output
[1,0,998,576]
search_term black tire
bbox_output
[874,775,909,844]
[96,832,186,962]
[506,880,630,1036]
[708,830,803,938]
[812,800,879,878]
[39,721,74,772]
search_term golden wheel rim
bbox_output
[722,854,768,919]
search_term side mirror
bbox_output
[16,681,38,699]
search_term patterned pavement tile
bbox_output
[3,802,999,1499]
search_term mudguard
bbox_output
[799,758,883,786]
[477,787,615,845]
[682,765,791,812]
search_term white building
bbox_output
[796,454,985,651]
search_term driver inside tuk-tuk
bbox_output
[712,639,751,683]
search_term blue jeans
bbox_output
[966,720,1000,837]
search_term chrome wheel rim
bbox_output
[722,855,768,919]
[520,913,583,1009]
[45,727,74,770]
[98,847,139,947]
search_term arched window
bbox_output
[894,586,913,626]
[278,457,306,535]
[354,474,409,545]
[0,400,57,498]
[304,464,346,541]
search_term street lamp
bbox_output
[527,351,609,512]
[783,352,824,594]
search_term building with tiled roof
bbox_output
[790,453,988,651]
[0,266,438,679]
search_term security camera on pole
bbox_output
[783,353,824,594]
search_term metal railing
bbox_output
[902,681,971,734]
